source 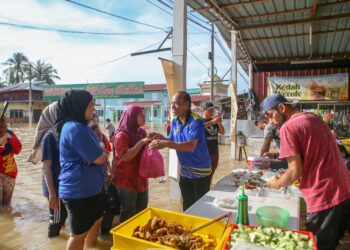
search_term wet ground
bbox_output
[0,123,349,249]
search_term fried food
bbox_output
[133,216,216,249]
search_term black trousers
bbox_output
[179,175,211,211]
[306,198,350,250]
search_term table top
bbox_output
[185,173,300,230]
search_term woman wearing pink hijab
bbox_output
[112,105,150,222]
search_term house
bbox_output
[0,82,49,123]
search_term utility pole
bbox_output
[28,64,33,127]
[210,23,215,101]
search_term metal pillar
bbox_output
[230,31,238,159]
[210,23,215,101]
[28,64,33,127]
[103,99,107,123]
[170,0,187,204]
[150,105,154,122]
[173,0,187,91]
[249,63,253,89]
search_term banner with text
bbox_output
[43,82,144,100]
[267,73,349,100]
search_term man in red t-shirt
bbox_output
[261,94,350,250]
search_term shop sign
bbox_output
[267,73,349,100]
[43,82,144,100]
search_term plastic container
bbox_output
[110,207,231,250]
[222,224,318,250]
[246,156,271,170]
[256,206,290,229]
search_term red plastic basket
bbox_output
[222,224,317,250]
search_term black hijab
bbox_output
[55,89,93,135]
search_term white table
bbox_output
[185,173,300,230]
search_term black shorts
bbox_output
[63,191,105,235]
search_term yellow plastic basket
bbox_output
[110,207,230,250]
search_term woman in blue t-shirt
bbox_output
[56,90,109,250]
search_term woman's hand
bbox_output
[0,133,11,145]
[149,139,168,150]
[141,138,151,145]
[49,195,59,210]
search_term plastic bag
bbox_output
[139,147,165,178]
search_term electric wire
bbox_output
[64,0,167,31]
[0,21,163,36]
[63,41,164,70]
[187,49,209,70]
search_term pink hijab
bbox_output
[115,105,147,147]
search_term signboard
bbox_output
[267,73,349,100]
[43,82,144,100]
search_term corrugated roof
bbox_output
[188,0,350,71]
[0,82,47,93]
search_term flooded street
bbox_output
[0,123,238,250]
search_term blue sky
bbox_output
[0,0,249,93]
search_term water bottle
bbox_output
[236,186,249,225]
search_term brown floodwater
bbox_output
[0,123,238,250]
[1,123,349,250]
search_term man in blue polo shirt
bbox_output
[149,91,211,210]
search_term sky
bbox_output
[0,0,249,93]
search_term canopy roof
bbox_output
[188,0,350,71]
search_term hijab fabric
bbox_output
[27,101,60,164]
[115,105,146,147]
[56,89,93,135]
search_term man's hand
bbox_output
[148,132,166,141]
[49,195,59,210]
[212,116,222,125]
[263,152,279,159]
[267,176,281,189]
[149,139,168,150]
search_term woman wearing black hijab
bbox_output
[57,90,108,250]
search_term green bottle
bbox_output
[236,186,249,225]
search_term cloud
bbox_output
[0,0,248,90]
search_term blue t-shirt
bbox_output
[169,113,211,179]
[59,121,104,199]
[41,131,60,198]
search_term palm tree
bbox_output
[2,52,29,84]
[31,60,60,85]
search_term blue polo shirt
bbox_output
[59,121,105,199]
[169,113,211,179]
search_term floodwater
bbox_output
[1,123,350,250]
[0,123,238,250]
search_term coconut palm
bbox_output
[2,52,29,84]
[31,60,60,85]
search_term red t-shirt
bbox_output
[112,132,148,192]
[0,130,22,179]
[280,112,350,213]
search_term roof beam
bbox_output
[194,0,271,12]
[243,28,350,41]
[310,0,318,17]
[252,54,350,64]
[205,0,350,22]
[238,12,350,30]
